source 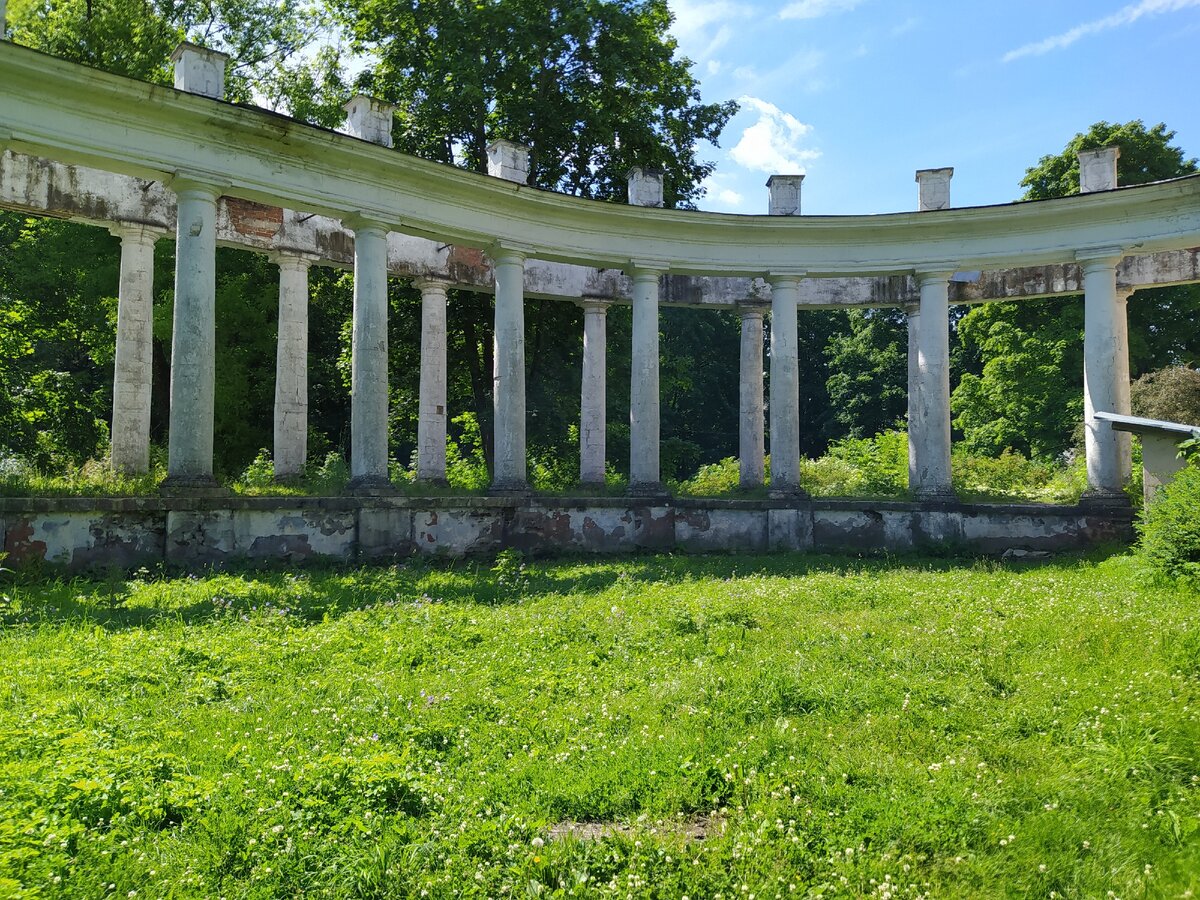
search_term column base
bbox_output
[346,475,394,496]
[767,484,809,501]
[914,487,958,504]
[1079,489,1131,508]
[489,479,531,497]
[159,474,227,497]
[414,476,450,489]
[627,481,671,501]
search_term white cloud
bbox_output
[718,188,745,206]
[779,0,862,21]
[669,0,754,64]
[1003,0,1200,62]
[731,48,826,95]
[729,96,820,174]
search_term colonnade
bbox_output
[105,44,1135,503]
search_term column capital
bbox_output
[271,249,319,269]
[577,298,611,314]
[766,270,806,288]
[736,303,768,320]
[109,222,169,244]
[412,275,453,294]
[626,260,668,279]
[343,214,391,236]
[914,269,955,288]
[1076,247,1125,271]
[167,173,224,199]
[903,300,921,317]
[489,243,529,266]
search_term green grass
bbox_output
[1,553,1198,898]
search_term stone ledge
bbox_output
[0,493,1137,519]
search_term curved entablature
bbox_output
[3,41,1200,277]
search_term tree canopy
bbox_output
[334,0,737,205]
[951,121,1200,459]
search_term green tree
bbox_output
[2,0,351,474]
[332,0,738,476]
[825,308,908,440]
[952,121,1200,459]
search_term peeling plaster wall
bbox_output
[5,151,1198,309]
[0,497,1133,571]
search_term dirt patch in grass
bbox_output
[549,815,724,842]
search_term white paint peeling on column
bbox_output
[629,266,665,492]
[492,247,528,491]
[110,224,163,475]
[767,274,803,494]
[579,300,608,485]
[1115,289,1133,483]
[1079,251,1130,497]
[273,253,311,479]
[415,277,450,484]
[904,299,921,490]
[348,220,391,489]
[911,271,955,497]
[165,179,220,485]
[738,305,766,488]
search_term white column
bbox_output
[1116,289,1133,484]
[492,247,528,491]
[110,224,161,475]
[415,277,450,484]
[165,179,220,487]
[1080,251,1130,498]
[738,305,766,488]
[273,253,311,479]
[768,274,803,494]
[910,272,954,498]
[629,266,664,493]
[579,300,608,485]
[904,299,921,490]
[348,219,391,490]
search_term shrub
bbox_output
[239,448,275,488]
[951,448,1084,503]
[678,457,741,496]
[305,451,351,494]
[823,430,909,495]
[1137,463,1200,578]
[1130,366,1200,426]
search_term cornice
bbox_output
[3,43,1200,278]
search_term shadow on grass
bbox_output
[0,545,1130,633]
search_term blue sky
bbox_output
[669,0,1200,214]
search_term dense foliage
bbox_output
[1137,462,1200,579]
[1,6,1199,491]
[951,122,1200,459]
[1,554,1198,896]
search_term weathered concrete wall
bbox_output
[0,495,1133,571]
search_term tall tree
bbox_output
[1,0,351,474]
[952,121,1200,459]
[332,0,738,475]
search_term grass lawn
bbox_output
[1,552,1197,898]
